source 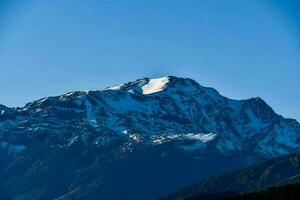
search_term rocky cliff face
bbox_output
[0,76,299,200]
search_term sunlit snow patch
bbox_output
[106,83,126,90]
[179,133,217,152]
[185,133,217,142]
[141,77,170,95]
[151,133,217,152]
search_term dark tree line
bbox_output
[224,183,300,200]
[183,183,300,200]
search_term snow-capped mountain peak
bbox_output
[1,76,299,158]
[0,76,299,200]
[105,76,171,94]
[104,76,202,95]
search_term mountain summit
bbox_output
[105,76,222,98]
[0,76,299,200]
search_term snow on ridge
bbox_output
[185,133,217,142]
[105,76,170,94]
[106,83,126,91]
[151,132,217,145]
[141,77,170,95]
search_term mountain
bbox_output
[163,153,300,200]
[0,76,299,200]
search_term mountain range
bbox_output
[0,76,299,200]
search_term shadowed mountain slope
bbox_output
[163,153,300,200]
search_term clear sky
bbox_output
[0,0,299,121]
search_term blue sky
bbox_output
[0,0,299,121]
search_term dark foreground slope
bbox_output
[175,183,300,200]
[164,153,300,200]
[0,76,300,200]
[227,183,300,200]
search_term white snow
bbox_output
[38,97,48,104]
[178,133,217,152]
[129,134,142,142]
[65,92,75,97]
[1,110,4,115]
[152,135,167,145]
[65,91,78,97]
[141,77,170,95]
[106,83,126,90]
[150,132,217,153]
[105,76,170,95]
[68,136,79,146]
[35,108,42,113]
[185,133,217,142]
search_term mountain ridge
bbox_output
[0,76,299,200]
[2,76,275,108]
[163,153,300,200]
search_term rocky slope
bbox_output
[0,76,299,200]
[163,153,300,200]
